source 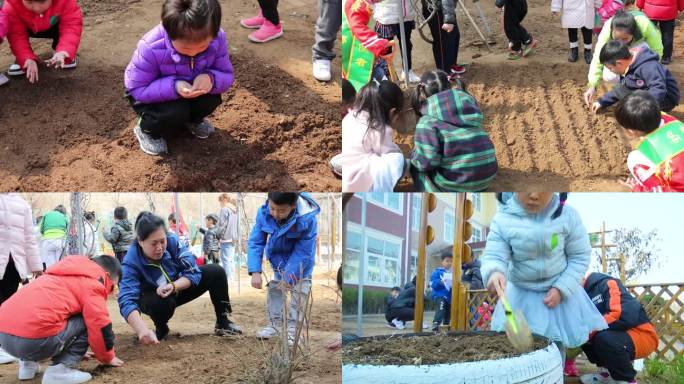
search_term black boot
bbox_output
[584,49,592,64]
[155,322,169,341]
[568,47,579,62]
[215,318,243,336]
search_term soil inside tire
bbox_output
[343,333,549,365]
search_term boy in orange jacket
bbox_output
[0,255,123,384]
[1,0,83,83]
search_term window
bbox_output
[444,212,455,243]
[472,193,482,212]
[471,226,482,242]
[343,225,403,287]
[411,195,422,231]
[409,251,417,280]
[367,193,404,215]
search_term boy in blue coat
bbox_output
[430,248,453,331]
[248,193,320,345]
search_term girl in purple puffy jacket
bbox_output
[124,0,234,156]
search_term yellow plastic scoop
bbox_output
[494,283,534,353]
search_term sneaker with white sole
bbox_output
[256,325,279,339]
[248,20,283,43]
[400,69,420,83]
[7,64,24,76]
[391,318,405,330]
[0,347,17,364]
[312,59,332,82]
[240,11,265,29]
[62,57,77,69]
[41,363,92,384]
[18,360,40,380]
[134,120,168,155]
[187,119,215,139]
[580,369,634,384]
[329,156,341,177]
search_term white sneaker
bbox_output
[0,73,9,86]
[256,325,279,339]
[42,363,92,384]
[7,63,24,76]
[391,318,405,330]
[312,59,332,82]
[18,360,40,380]
[329,156,341,177]
[400,69,420,83]
[0,347,18,364]
[287,327,296,346]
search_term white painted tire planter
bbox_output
[343,332,563,384]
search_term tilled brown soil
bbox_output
[0,0,341,191]
[343,333,549,365]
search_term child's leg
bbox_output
[188,94,222,124]
[50,316,90,368]
[267,278,285,327]
[583,330,637,381]
[287,279,312,331]
[432,297,448,327]
[27,23,60,50]
[503,1,523,51]
[399,22,415,70]
[312,0,342,62]
[257,0,280,25]
[175,264,233,317]
[424,7,448,70]
[568,28,579,48]
[219,242,235,283]
[659,20,675,60]
[0,258,21,305]
[128,97,192,139]
[581,27,593,47]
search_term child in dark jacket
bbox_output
[422,0,465,73]
[103,206,135,264]
[430,250,453,331]
[385,278,416,329]
[198,214,220,264]
[124,0,233,156]
[2,0,82,83]
[410,70,498,191]
[579,272,658,384]
[0,256,123,384]
[496,0,537,59]
[594,40,680,112]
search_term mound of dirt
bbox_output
[343,333,549,365]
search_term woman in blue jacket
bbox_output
[118,212,241,345]
[248,193,320,344]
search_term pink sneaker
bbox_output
[248,20,283,43]
[240,11,265,29]
[564,359,579,377]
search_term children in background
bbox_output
[593,40,680,112]
[430,250,453,331]
[198,214,220,264]
[332,81,406,192]
[0,9,8,86]
[596,0,625,34]
[496,0,537,60]
[168,213,191,249]
[216,194,238,282]
[385,278,416,329]
[551,0,601,63]
[39,205,68,269]
[410,70,498,192]
[375,0,420,81]
[579,272,658,384]
[584,8,664,105]
[637,0,683,64]
[124,0,233,156]
[384,286,403,328]
[82,211,101,257]
[615,91,684,191]
[0,256,124,384]
[103,206,135,264]
[239,0,283,43]
[481,193,608,361]
[424,0,465,73]
[342,0,397,90]
[2,0,82,84]
[248,193,320,345]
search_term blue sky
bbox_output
[569,193,684,284]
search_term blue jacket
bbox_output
[430,267,452,301]
[480,193,591,300]
[118,233,201,320]
[599,44,680,109]
[247,194,320,285]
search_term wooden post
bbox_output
[619,254,626,281]
[451,194,466,331]
[414,196,430,333]
[601,221,607,273]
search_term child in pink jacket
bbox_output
[332,80,406,192]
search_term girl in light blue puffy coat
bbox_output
[480,193,607,358]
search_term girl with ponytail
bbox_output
[481,193,607,363]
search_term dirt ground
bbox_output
[342,332,548,365]
[0,268,342,383]
[392,0,684,191]
[0,0,341,191]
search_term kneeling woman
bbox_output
[118,212,241,344]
